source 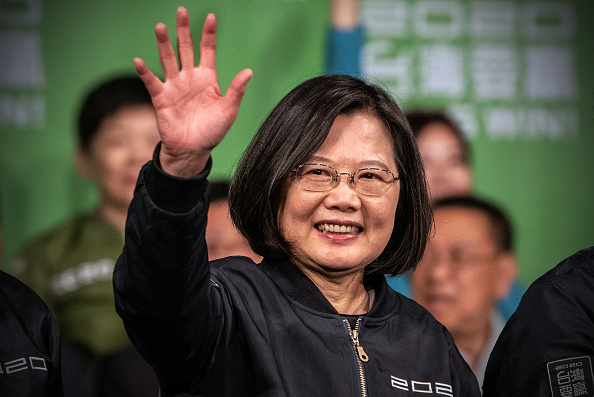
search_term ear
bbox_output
[494,251,518,299]
[75,146,92,180]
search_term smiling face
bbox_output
[279,111,400,278]
[77,105,160,214]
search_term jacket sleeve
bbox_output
[0,271,64,396]
[483,251,594,397]
[113,147,231,394]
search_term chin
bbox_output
[318,258,370,273]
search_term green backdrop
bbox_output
[1,0,592,288]
[0,0,329,266]
[359,0,593,285]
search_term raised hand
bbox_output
[134,7,252,177]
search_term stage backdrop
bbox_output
[359,0,593,285]
[1,0,592,288]
[0,0,329,266]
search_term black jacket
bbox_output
[114,157,480,397]
[483,246,594,397]
[0,270,63,396]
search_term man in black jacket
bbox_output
[483,246,594,396]
[0,269,63,396]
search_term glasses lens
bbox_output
[294,164,396,196]
[354,168,394,196]
[297,164,335,192]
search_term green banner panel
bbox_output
[0,0,328,267]
[361,0,594,286]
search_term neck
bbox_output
[99,203,128,235]
[299,266,370,315]
[452,320,492,371]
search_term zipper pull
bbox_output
[350,329,369,362]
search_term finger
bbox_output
[199,13,217,70]
[224,68,253,111]
[176,7,195,70]
[155,22,180,79]
[134,57,163,98]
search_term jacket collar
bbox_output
[258,257,401,318]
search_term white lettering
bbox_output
[414,0,465,38]
[0,31,44,88]
[420,45,464,96]
[1,356,49,374]
[391,375,453,395]
[391,375,409,391]
[362,0,579,142]
[472,46,517,99]
[30,357,47,371]
[363,0,408,36]
[526,46,576,99]
[5,357,27,373]
[485,107,578,139]
[436,382,454,397]
[412,381,433,393]
[471,1,517,38]
[523,1,575,39]
[50,258,115,296]
[0,93,45,129]
[447,105,478,139]
[362,40,413,95]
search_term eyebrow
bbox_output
[307,155,394,171]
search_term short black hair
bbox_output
[433,195,514,252]
[405,110,470,166]
[77,75,153,151]
[229,74,432,275]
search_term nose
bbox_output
[325,174,361,211]
[425,256,452,282]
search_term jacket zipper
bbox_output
[343,318,369,397]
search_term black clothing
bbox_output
[114,157,480,396]
[483,246,594,397]
[95,345,159,397]
[0,270,63,396]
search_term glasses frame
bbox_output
[291,163,400,197]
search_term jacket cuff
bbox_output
[144,142,211,213]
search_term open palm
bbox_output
[135,7,252,177]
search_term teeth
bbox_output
[317,223,360,234]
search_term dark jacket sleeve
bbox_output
[482,247,594,397]
[0,270,63,397]
[113,148,231,394]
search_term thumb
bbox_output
[225,68,253,112]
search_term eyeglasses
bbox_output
[291,163,399,197]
